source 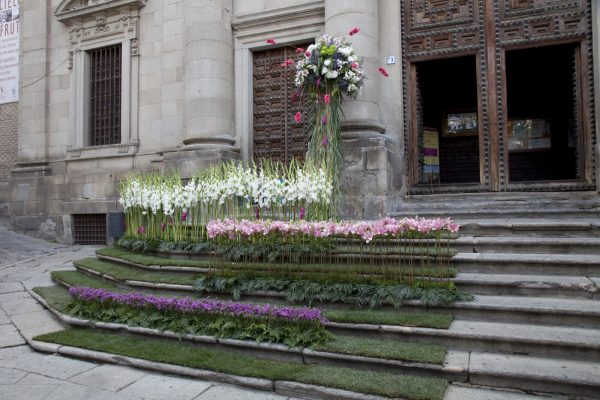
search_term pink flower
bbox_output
[349,27,360,36]
[305,50,311,57]
[295,47,305,54]
[266,39,276,45]
[281,58,294,67]
[321,114,327,125]
[324,94,330,104]
[322,135,329,147]
[181,210,188,222]
[351,62,359,69]
[291,93,299,101]
[160,223,166,232]
[299,207,305,220]
[378,67,389,77]
[294,111,302,123]
[138,226,145,234]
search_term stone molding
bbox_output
[66,142,139,160]
[233,1,325,164]
[55,0,146,25]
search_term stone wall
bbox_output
[0,102,18,181]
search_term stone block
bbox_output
[68,364,147,392]
[118,374,213,400]
[14,215,44,230]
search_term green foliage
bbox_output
[64,299,331,348]
[194,275,472,307]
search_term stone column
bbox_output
[325,0,384,138]
[165,0,239,177]
[182,0,236,148]
[325,0,394,219]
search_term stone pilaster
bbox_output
[17,0,49,168]
[592,0,600,193]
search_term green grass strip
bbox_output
[312,335,447,364]
[32,286,72,312]
[97,247,457,279]
[52,271,123,291]
[74,258,199,285]
[52,270,454,329]
[35,328,447,400]
[97,247,212,268]
[323,309,453,329]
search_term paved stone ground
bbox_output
[0,226,296,400]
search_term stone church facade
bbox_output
[1,0,600,243]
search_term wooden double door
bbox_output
[403,0,596,193]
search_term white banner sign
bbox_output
[0,0,18,104]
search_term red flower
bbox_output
[280,58,294,67]
[266,39,277,45]
[291,93,299,101]
[295,47,305,54]
[349,27,360,36]
[181,210,188,222]
[294,112,302,123]
[324,94,331,104]
[378,67,389,77]
[351,62,359,69]
[305,50,311,57]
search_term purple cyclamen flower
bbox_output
[138,226,145,234]
[181,210,188,222]
[299,207,305,220]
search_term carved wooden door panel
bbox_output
[402,0,595,193]
[253,45,310,164]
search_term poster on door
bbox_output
[422,128,440,183]
[0,0,18,104]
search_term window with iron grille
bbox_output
[89,44,122,146]
[253,44,312,164]
[73,214,107,245]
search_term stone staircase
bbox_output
[390,191,600,398]
[26,191,600,399]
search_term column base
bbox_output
[338,135,403,219]
[163,147,241,179]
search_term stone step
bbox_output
[439,294,600,330]
[443,385,557,400]
[453,252,600,276]
[68,262,600,330]
[456,218,600,237]
[467,352,600,398]
[452,236,600,255]
[455,273,599,299]
[327,320,600,363]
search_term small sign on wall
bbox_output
[0,0,18,104]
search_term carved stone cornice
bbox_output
[55,0,145,25]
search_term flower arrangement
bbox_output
[66,287,331,346]
[68,287,326,323]
[278,31,367,207]
[119,161,333,240]
[293,34,365,98]
[207,217,459,244]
